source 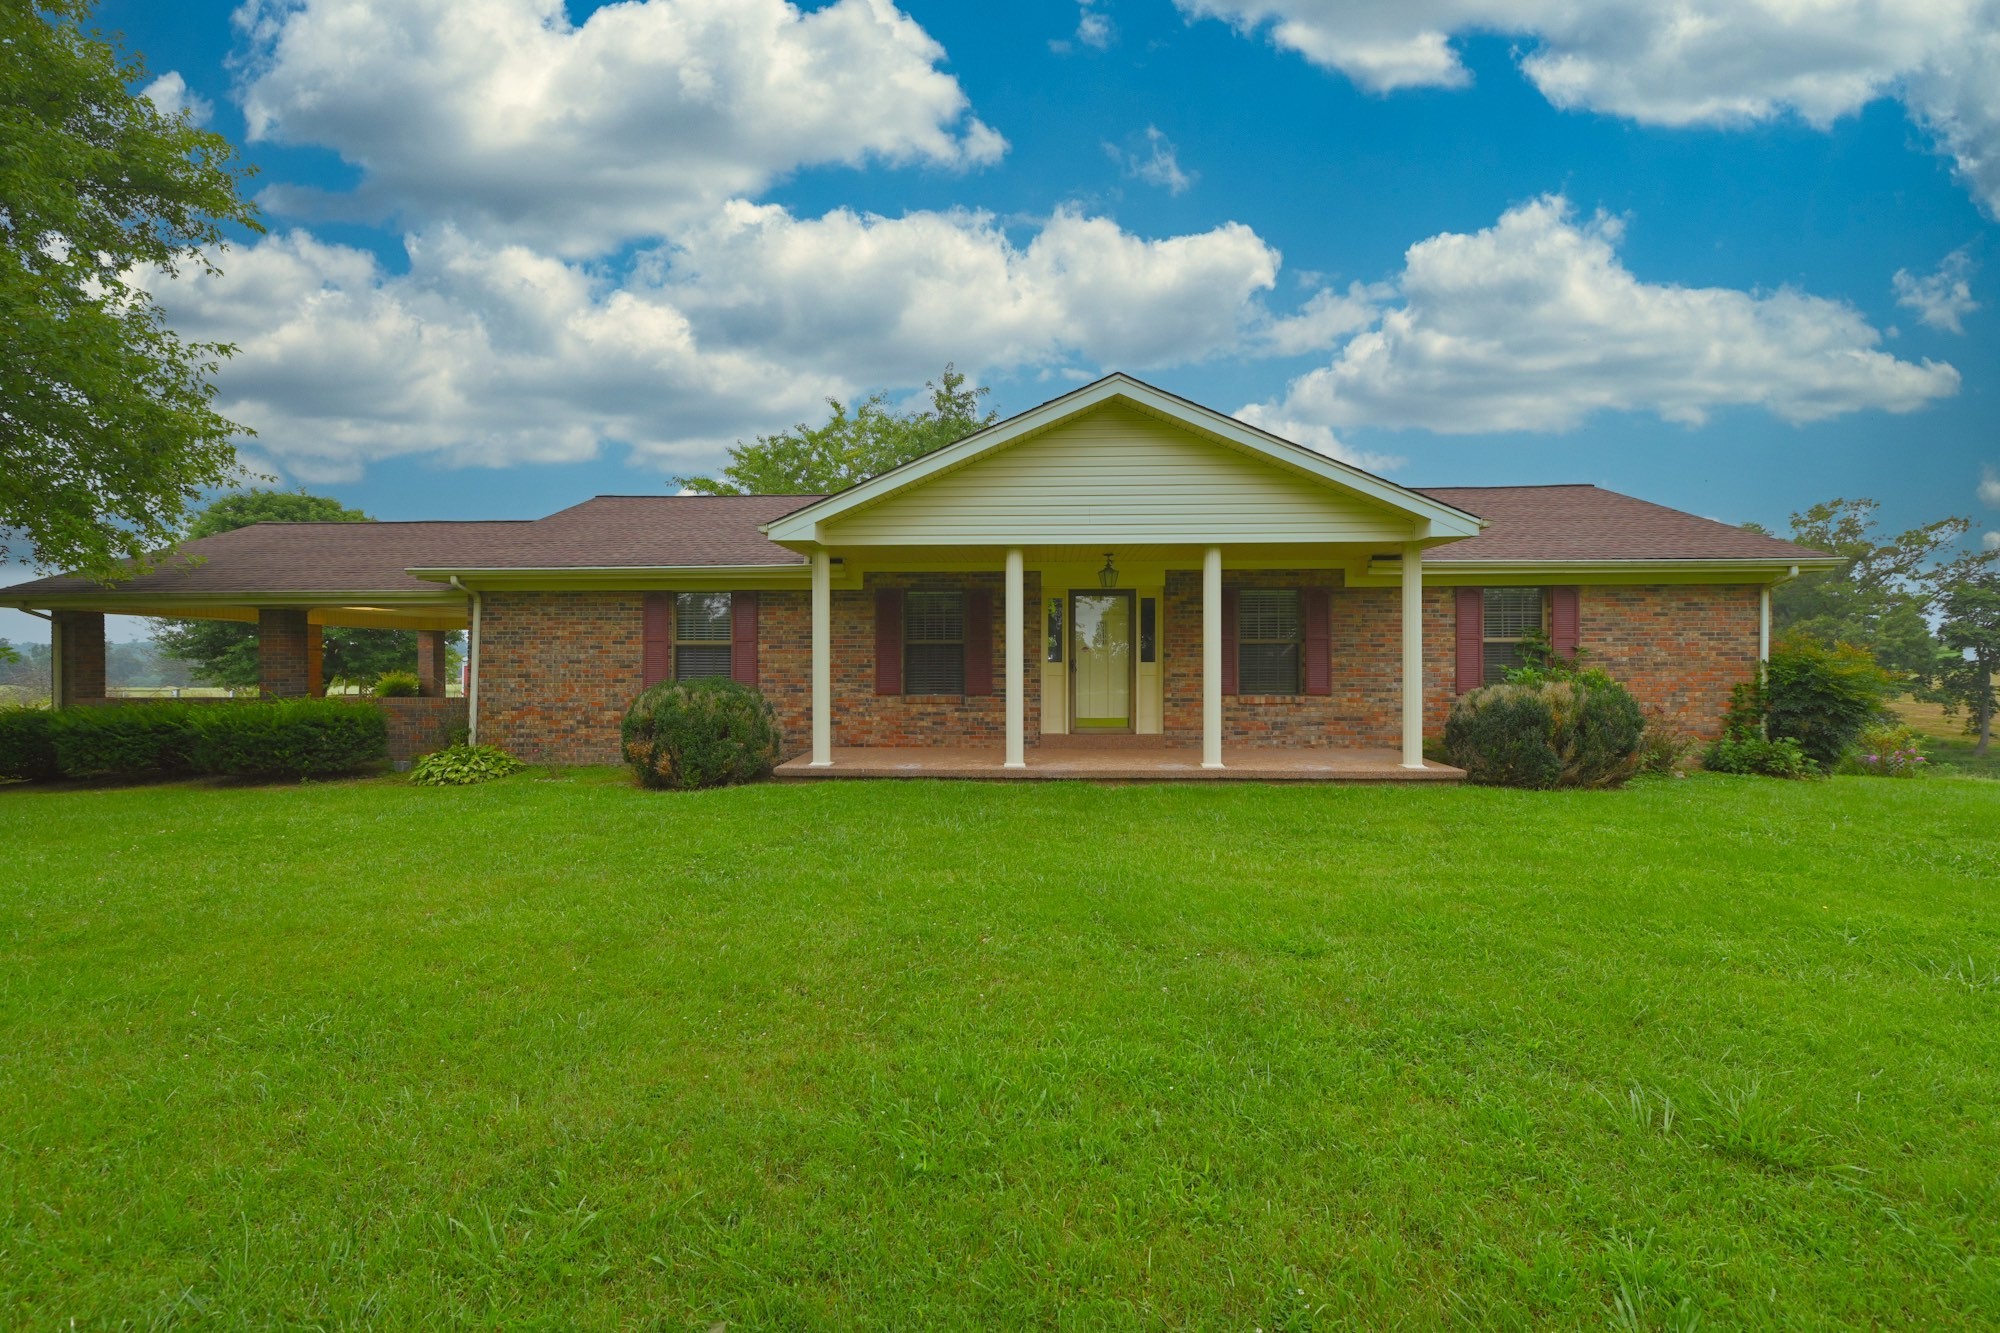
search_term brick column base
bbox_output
[53,610,107,705]
[306,624,325,697]
[259,609,313,698]
[416,629,450,697]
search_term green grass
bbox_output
[2,770,1997,1328]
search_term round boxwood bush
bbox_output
[622,678,780,790]
[372,670,422,698]
[1444,675,1644,789]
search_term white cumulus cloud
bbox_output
[1980,466,2000,507]
[141,206,1283,482]
[233,0,1006,255]
[140,71,212,125]
[1246,195,1960,436]
[1176,0,2000,213]
[1893,248,1981,333]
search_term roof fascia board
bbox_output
[1349,557,1839,587]
[0,589,464,610]
[407,563,852,592]
[761,374,1484,543]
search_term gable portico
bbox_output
[765,375,1481,774]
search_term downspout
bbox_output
[450,577,482,745]
[1761,564,1800,663]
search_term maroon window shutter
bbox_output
[730,591,759,687]
[642,592,670,686]
[963,590,994,696]
[1550,586,1580,659]
[1454,586,1483,693]
[875,589,902,695]
[1221,586,1239,695]
[1304,587,1332,696]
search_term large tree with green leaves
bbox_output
[1747,499,1988,683]
[151,491,439,688]
[677,366,995,495]
[1,1,260,583]
[1934,573,2000,757]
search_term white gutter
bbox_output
[450,577,482,745]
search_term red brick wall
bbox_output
[1161,573,1759,749]
[823,572,1040,749]
[480,592,644,765]
[475,578,1758,764]
[1161,571,1452,748]
[1580,584,1760,740]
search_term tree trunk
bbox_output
[1978,683,1992,759]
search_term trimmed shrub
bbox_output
[1444,674,1645,789]
[186,700,387,778]
[1704,734,1817,779]
[0,707,60,781]
[50,704,198,778]
[373,670,421,698]
[1764,636,1891,770]
[623,678,780,790]
[409,743,525,786]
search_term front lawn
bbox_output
[3,772,1996,1327]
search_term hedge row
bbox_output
[0,701,387,780]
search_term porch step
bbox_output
[1037,733,1173,750]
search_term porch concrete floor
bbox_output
[775,745,1465,783]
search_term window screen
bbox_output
[904,590,965,694]
[1139,597,1157,664]
[1046,597,1063,663]
[1238,589,1301,695]
[1482,587,1544,684]
[674,592,733,679]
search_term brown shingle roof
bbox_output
[1413,485,1826,563]
[0,496,825,600]
[0,484,1824,604]
[428,495,822,569]
[3,520,535,597]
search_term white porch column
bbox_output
[1401,540,1424,769]
[1004,547,1026,768]
[1202,545,1223,769]
[811,547,832,766]
[1759,586,1771,662]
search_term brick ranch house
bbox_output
[2,375,1835,780]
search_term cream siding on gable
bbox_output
[820,404,1417,546]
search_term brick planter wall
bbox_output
[377,697,469,767]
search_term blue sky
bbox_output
[7,0,1998,641]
